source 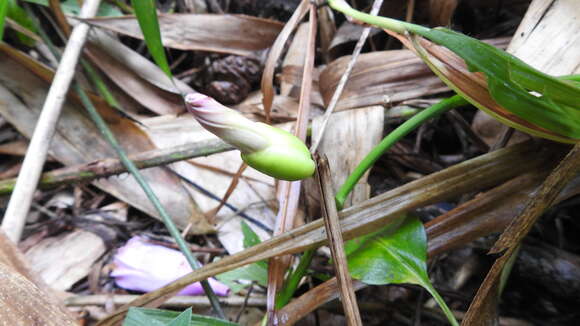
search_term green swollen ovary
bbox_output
[241,123,315,181]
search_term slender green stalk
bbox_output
[335,95,467,210]
[328,0,427,35]
[275,249,315,309]
[425,285,460,326]
[81,60,122,110]
[73,84,225,319]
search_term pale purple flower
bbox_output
[111,236,229,296]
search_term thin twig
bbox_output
[0,139,233,195]
[310,0,384,153]
[405,0,416,22]
[316,155,363,326]
[235,282,256,323]
[66,294,266,309]
[1,0,102,243]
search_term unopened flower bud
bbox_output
[185,93,315,181]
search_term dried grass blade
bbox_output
[266,3,317,323]
[311,0,383,153]
[260,0,309,122]
[316,155,362,326]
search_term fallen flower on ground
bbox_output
[111,236,230,296]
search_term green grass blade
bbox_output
[130,0,172,78]
[0,0,9,40]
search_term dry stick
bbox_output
[1,0,102,243]
[266,4,317,323]
[462,143,580,326]
[310,0,384,153]
[316,155,363,326]
[66,294,267,309]
[405,0,416,22]
[0,139,233,195]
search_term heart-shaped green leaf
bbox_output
[346,216,458,326]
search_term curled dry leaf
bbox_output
[471,0,580,144]
[85,14,284,57]
[0,44,212,233]
[387,30,579,143]
[319,49,449,111]
[85,30,193,115]
[85,44,185,115]
[261,0,310,121]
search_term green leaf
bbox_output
[130,0,173,78]
[0,0,8,41]
[123,307,238,326]
[167,308,192,326]
[1,0,37,45]
[327,0,580,142]
[20,0,123,17]
[419,28,580,140]
[241,220,261,249]
[215,221,268,292]
[216,262,268,291]
[346,217,426,285]
[346,216,459,326]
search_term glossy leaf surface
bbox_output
[346,216,459,326]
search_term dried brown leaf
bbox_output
[85,44,185,115]
[85,14,283,57]
[261,0,310,121]
[319,49,448,111]
[0,44,211,232]
[0,230,78,325]
[311,106,384,208]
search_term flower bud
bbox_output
[185,93,315,181]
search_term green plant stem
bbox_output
[335,95,467,210]
[74,84,225,319]
[275,248,315,309]
[328,0,428,35]
[81,60,122,109]
[425,285,459,326]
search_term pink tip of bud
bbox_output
[185,93,212,109]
